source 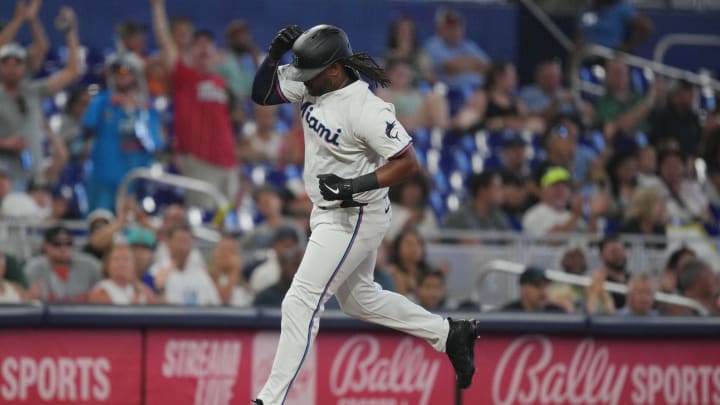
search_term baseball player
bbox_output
[250,24,479,405]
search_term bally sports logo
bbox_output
[161,339,242,405]
[491,335,720,405]
[330,335,440,405]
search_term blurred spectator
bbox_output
[485,132,530,180]
[618,274,657,316]
[116,20,147,57]
[375,59,449,132]
[242,185,305,251]
[82,208,116,260]
[386,175,438,241]
[454,62,543,133]
[445,171,511,231]
[170,16,195,64]
[502,266,566,313]
[414,270,447,311]
[1,252,28,289]
[127,226,157,291]
[253,246,302,307]
[548,245,589,312]
[704,163,720,208]
[637,145,659,185]
[383,16,434,84]
[389,228,433,296]
[24,224,102,302]
[649,80,701,157]
[523,167,601,236]
[424,8,489,90]
[248,225,301,293]
[595,58,661,141]
[702,128,720,168]
[586,266,617,315]
[576,0,653,53]
[520,59,585,121]
[0,0,49,75]
[149,223,220,305]
[594,234,629,309]
[657,149,711,226]
[532,116,598,189]
[674,259,719,315]
[155,204,206,270]
[210,234,253,307]
[619,186,667,239]
[88,243,155,304]
[56,86,91,161]
[151,0,239,208]
[0,164,11,203]
[1,174,52,220]
[217,20,260,110]
[658,246,696,294]
[0,7,81,186]
[500,172,529,230]
[0,254,25,302]
[604,149,640,221]
[83,53,163,211]
[239,105,284,165]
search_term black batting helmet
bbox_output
[285,24,353,82]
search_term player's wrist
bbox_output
[351,172,379,193]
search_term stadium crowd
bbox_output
[0,0,718,316]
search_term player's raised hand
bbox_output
[268,25,302,61]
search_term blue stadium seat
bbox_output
[428,190,447,222]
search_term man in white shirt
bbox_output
[523,166,602,236]
[149,223,220,306]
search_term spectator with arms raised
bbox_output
[151,0,238,208]
[0,6,81,186]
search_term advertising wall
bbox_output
[1,328,719,405]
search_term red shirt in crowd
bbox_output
[172,61,237,167]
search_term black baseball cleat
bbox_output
[445,318,479,389]
[252,400,264,405]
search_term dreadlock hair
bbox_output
[343,52,391,88]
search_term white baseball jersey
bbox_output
[256,65,449,405]
[276,65,413,208]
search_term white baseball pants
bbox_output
[255,200,450,405]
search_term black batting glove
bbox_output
[268,25,302,61]
[317,174,353,201]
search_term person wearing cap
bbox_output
[423,7,489,90]
[484,131,530,180]
[0,6,81,186]
[217,19,261,104]
[522,166,602,236]
[0,0,49,75]
[82,51,163,212]
[82,208,117,260]
[126,226,157,291]
[151,0,238,208]
[24,224,102,302]
[445,171,511,231]
[502,266,566,313]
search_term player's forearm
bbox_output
[374,147,419,189]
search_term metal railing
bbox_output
[518,0,720,96]
[653,33,720,63]
[478,259,709,315]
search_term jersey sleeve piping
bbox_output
[389,140,414,160]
